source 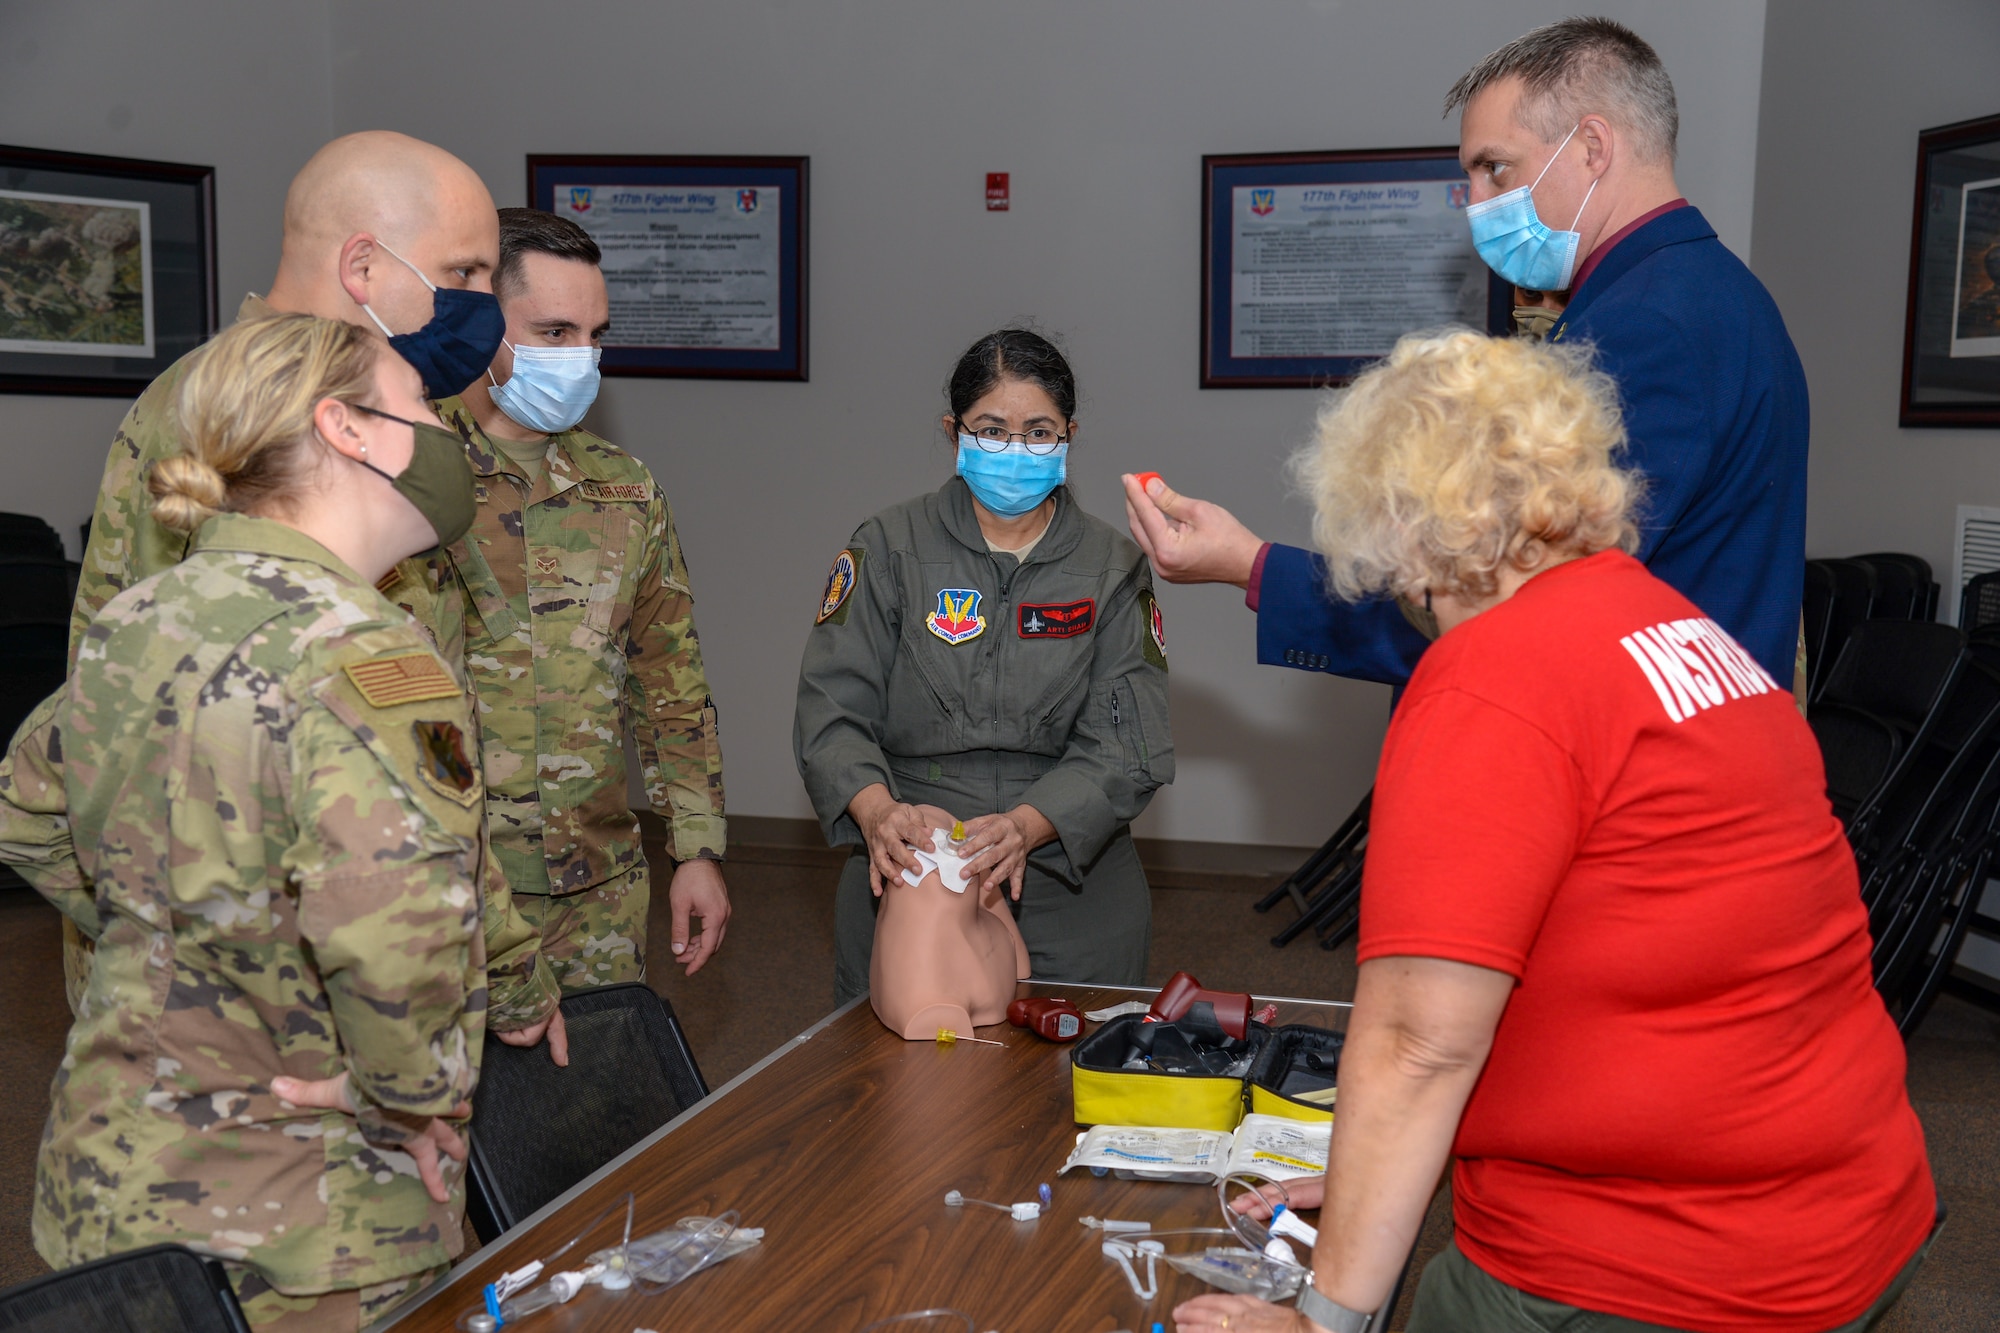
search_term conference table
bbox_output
[379,981,1352,1333]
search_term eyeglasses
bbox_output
[956,419,1068,456]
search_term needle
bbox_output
[936,1028,1005,1047]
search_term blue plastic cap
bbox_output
[1038,1182,1052,1205]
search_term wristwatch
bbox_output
[1296,1279,1372,1333]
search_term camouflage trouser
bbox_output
[513,862,650,993]
[228,1261,448,1332]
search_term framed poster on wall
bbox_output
[1901,113,2000,427]
[1201,147,1509,388]
[0,143,216,397]
[527,154,807,381]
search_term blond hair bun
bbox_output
[156,312,381,531]
[148,453,229,533]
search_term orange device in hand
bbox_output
[1133,471,1163,494]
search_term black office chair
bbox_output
[1852,553,1929,622]
[1855,552,1939,622]
[1254,790,1370,948]
[1809,558,1879,700]
[0,1244,251,1333]
[467,983,710,1240]
[1810,705,1903,830]
[1961,569,2000,634]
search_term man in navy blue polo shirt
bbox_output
[1126,18,1807,695]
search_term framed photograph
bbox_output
[1202,147,1509,389]
[0,144,216,397]
[1901,113,2000,426]
[527,154,807,381]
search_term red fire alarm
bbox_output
[986,172,1010,211]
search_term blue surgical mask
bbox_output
[956,435,1068,517]
[488,341,602,434]
[360,242,506,400]
[1464,124,1600,292]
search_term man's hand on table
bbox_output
[1121,473,1264,589]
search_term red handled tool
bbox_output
[1147,971,1253,1040]
[1007,997,1084,1042]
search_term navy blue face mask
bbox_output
[360,242,506,400]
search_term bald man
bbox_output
[71,130,503,642]
[39,135,556,1027]
[0,131,565,1325]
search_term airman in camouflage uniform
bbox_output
[52,292,554,1029]
[29,514,489,1326]
[435,393,727,989]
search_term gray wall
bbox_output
[0,0,1767,846]
[1753,0,2000,585]
[0,2,336,559]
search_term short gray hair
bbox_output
[1445,17,1678,164]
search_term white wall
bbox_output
[0,0,1767,845]
[1752,0,2000,591]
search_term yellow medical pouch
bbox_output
[1245,1024,1344,1123]
[1070,1014,1267,1132]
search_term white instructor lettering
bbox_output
[1619,617,1777,723]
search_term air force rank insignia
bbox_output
[926,588,987,644]
[1019,599,1094,639]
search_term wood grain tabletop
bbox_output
[380,982,1351,1333]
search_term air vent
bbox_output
[1952,505,2000,626]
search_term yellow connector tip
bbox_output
[951,820,966,841]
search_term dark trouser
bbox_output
[1408,1223,1939,1333]
[833,766,1150,1007]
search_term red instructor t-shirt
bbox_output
[1358,552,1933,1332]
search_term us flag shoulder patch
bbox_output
[1018,599,1094,639]
[342,652,461,708]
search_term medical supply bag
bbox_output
[1070,1013,1271,1131]
[1244,1024,1345,1123]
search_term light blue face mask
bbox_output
[488,341,602,435]
[956,436,1068,517]
[1464,123,1600,292]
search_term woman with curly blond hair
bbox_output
[1178,331,1935,1333]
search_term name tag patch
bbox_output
[579,480,650,502]
[1018,599,1094,639]
[342,652,461,708]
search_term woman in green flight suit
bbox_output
[795,329,1174,1004]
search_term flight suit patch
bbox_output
[926,588,987,644]
[413,720,480,805]
[535,556,559,575]
[817,548,862,625]
[1019,599,1094,639]
[342,652,461,707]
[579,480,650,502]
[1140,590,1168,670]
